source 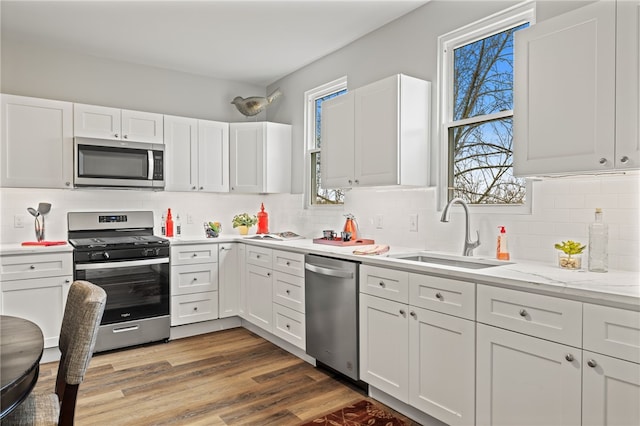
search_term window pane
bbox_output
[449,118,526,204]
[453,23,528,121]
[314,89,347,149]
[311,151,344,204]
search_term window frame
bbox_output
[303,76,348,209]
[437,1,536,213]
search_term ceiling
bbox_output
[1,0,429,87]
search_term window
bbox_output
[304,77,348,206]
[439,3,535,208]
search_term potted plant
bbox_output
[554,240,586,269]
[232,213,257,235]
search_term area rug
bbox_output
[299,399,407,426]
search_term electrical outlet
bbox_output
[14,214,25,228]
[186,214,193,224]
[375,214,384,229]
[409,214,418,232]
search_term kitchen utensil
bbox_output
[343,214,358,240]
[323,230,336,239]
[37,203,51,215]
[27,207,39,217]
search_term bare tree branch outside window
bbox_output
[449,23,528,204]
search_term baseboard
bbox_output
[241,319,316,365]
[368,386,448,426]
[169,316,242,340]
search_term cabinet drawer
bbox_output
[409,273,475,320]
[171,263,218,295]
[246,246,272,268]
[272,271,305,313]
[272,303,305,350]
[170,244,217,265]
[1,252,72,281]
[170,291,219,326]
[360,265,408,303]
[477,285,582,347]
[273,250,305,277]
[584,304,640,363]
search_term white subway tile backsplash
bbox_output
[1,174,639,271]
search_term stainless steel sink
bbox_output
[389,252,511,269]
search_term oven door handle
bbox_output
[75,257,169,270]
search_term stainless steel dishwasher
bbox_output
[305,254,360,381]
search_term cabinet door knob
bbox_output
[286,290,290,295]
[587,359,598,368]
[354,179,360,184]
[286,324,290,329]
[399,309,406,316]
[410,311,417,318]
[123,134,128,139]
[286,261,290,266]
[220,247,226,251]
[192,253,198,257]
[565,354,574,362]
[65,182,71,186]
[114,133,119,138]
[435,292,443,300]
[193,306,198,311]
[65,279,70,283]
[599,157,608,165]
[192,277,198,281]
[231,187,235,191]
[267,272,271,277]
[348,179,353,185]
[30,265,35,269]
[519,309,528,317]
[192,186,197,190]
[199,186,204,190]
[620,156,630,164]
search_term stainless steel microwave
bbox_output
[74,137,164,189]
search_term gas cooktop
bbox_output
[69,235,169,249]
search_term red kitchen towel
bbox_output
[21,241,67,246]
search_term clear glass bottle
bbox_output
[588,208,608,272]
[175,214,182,238]
[161,213,166,236]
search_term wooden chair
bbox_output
[4,280,106,426]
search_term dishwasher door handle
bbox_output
[305,263,354,279]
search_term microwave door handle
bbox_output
[148,150,154,180]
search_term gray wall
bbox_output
[266,0,592,193]
[1,36,265,122]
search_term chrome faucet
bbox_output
[440,198,480,256]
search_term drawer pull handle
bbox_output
[30,265,35,269]
[587,359,598,368]
[220,247,225,251]
[435,292,443,300]
[267,272,271,277]
[65,279,70,283]
[286,324,290,329]
[193,277,198,281]
[519,309,528,317]
[192,253,198,257]
[194,306,198,311]
[410,311,417,318]
[286,290,290,295]
[286,261,290,266]
[379,281,386,288]
[257,254,261,259]
[565,354,574,362]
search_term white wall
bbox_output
[1,0,638,272]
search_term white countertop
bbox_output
[4,236,638,310]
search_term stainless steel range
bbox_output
[68,211,170,352]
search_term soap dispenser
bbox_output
[496,226,510,260]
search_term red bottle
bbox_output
[166,208,174,237]
[257,203,269,234]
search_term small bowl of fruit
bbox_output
[204,221,221,238]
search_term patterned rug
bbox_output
[299,399,407,426]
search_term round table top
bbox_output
[0,315,44,419]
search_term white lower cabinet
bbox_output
[0,251,73,348]
[582,351,640,426]
[218,243,239,318]
[170,244,219,326]
[476,323,582,426]
[359,266,475,426]
[409,306,475,426]
[271,250,306,349]
[359,293,409,401]
[245,263,273,330]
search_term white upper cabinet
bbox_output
[164,116,229,192]
[1,94,73,188]
[321,74,430,188]
[229,122,291,193]
[74,103,163,143]
[514,0,638,175]
[616,0,640,170]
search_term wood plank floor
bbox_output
[34,327,418,425]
